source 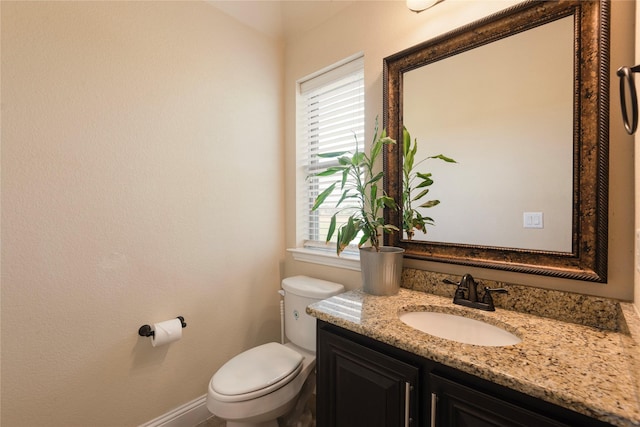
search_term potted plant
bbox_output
[310,120,404,295]
[402,126,456,240]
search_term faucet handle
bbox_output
[443,278,465,301]
[482,287,508,309]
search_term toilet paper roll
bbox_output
[151,318,183,347]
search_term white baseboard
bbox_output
[139,394,211,427]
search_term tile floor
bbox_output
[194,395,316,427]
[194,416,224,427]
[195,414,317,427]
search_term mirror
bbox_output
[404,16,574,252]
[383,0,610,282]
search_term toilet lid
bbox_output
[212,342,303,398]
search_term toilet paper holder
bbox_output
[138,316,187,338]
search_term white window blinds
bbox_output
[296,55,365,253]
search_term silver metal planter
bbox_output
[359,246,405,296]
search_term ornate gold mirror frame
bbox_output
[383,0,610,282]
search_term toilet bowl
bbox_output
[206,276,344,427]
[207,342,315,427]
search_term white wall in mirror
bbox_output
[404,16,574,252]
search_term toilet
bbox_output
[206,276,345,427]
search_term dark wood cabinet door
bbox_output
[430,373,571,427]
[317,325,419,427]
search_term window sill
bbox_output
[287,248,361,271]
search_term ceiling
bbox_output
[206,1,360,40]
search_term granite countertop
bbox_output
[307,288,640,427]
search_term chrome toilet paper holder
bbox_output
[138,316,187,338]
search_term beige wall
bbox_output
[1,2,284,426]
[284,0,636,301]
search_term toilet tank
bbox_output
[281,276,344,352]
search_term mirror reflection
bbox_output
[403,16,574,252]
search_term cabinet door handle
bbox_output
[404,382,411,427]
[430,392,438,427]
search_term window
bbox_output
[296,54,365,259]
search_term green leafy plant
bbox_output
[402,126,456,240]
[310,121,399,255]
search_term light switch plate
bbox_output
[523,212,543,229]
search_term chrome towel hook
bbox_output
[616,64,640,135]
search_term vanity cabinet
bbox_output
[316,320,613,427]
[316,323,420,427]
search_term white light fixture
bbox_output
[407,0,443,13]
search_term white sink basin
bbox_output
[399,311,521,347]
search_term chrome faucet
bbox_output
[443,274,507,311]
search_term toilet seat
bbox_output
[211,342,303,403]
